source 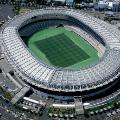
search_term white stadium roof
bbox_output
[1,8,120,92]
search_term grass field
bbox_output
[23,27,99,69]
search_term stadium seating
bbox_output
[1,8,120,92]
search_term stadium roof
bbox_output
[1,8,120,92]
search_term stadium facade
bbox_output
[1,8,120,106]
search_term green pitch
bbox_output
[23,27,99,69]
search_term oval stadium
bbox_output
[1,8,120,116]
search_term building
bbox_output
[94,1,108,10]
[22,97,46,113]
[107,2,113,10]
[66,0,74,7]
[113,0,120,12]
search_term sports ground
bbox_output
[24,27,99,69]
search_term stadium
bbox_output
[1,8,120,107]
